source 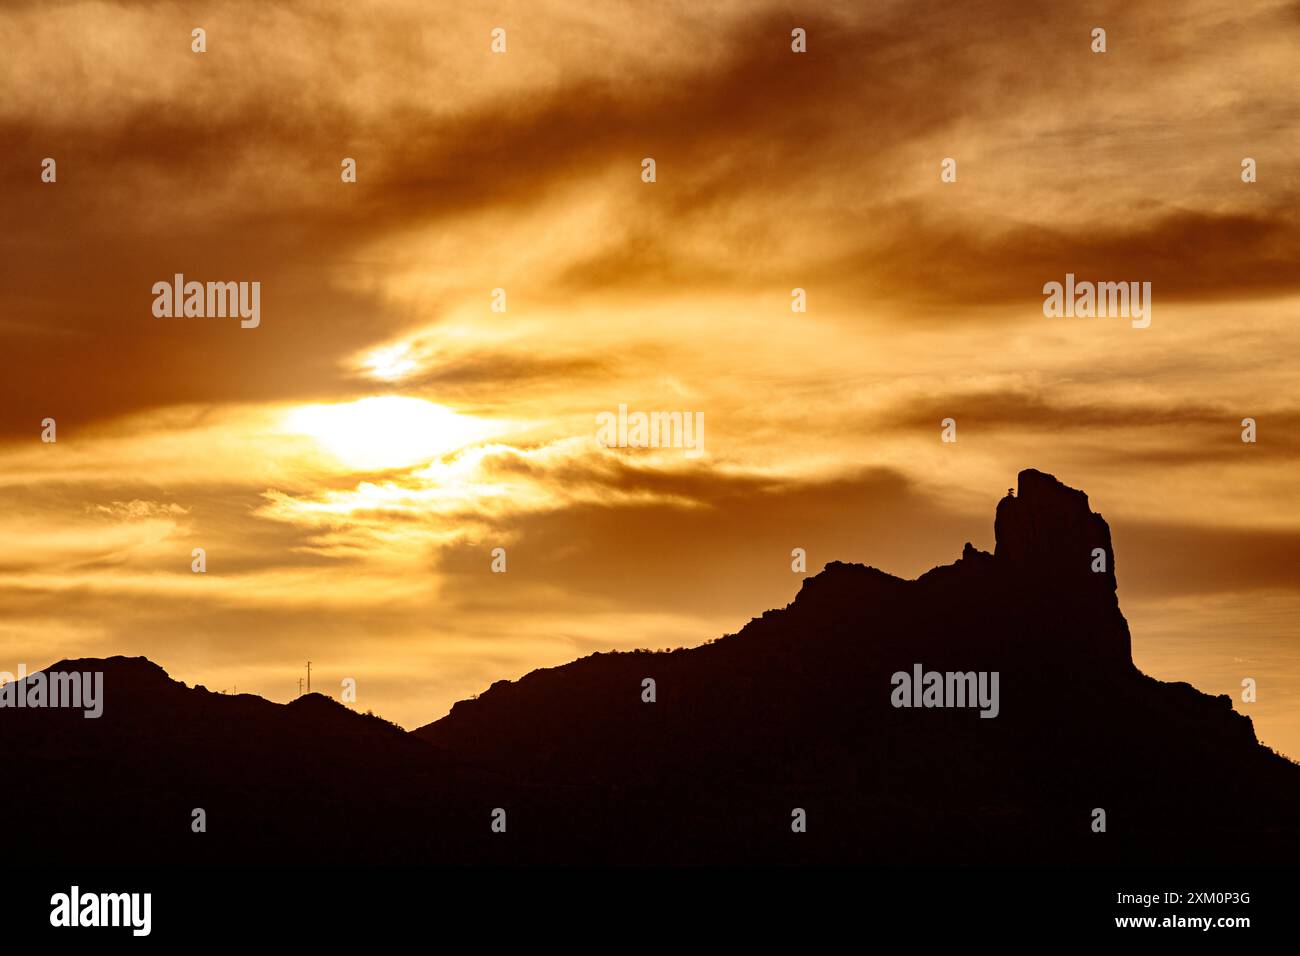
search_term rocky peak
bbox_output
[994,468,1116,593]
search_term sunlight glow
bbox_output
[362,343,419,382]
[282,396,492,471]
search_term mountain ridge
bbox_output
[3,468,1296,864]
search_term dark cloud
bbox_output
[875,388,1300,463]
[5,0,1299,439]
[398,351,608,397]
[433,463,986,616]
[835,207,1300,311]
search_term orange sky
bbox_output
[2,0,1298,756]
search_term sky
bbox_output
[2,0,1299,756]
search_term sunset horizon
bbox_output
[5,2,1298,758]
[2,0,1298,938]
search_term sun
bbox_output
[282,396,493,471]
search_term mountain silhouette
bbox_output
[3,469,1296,863]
